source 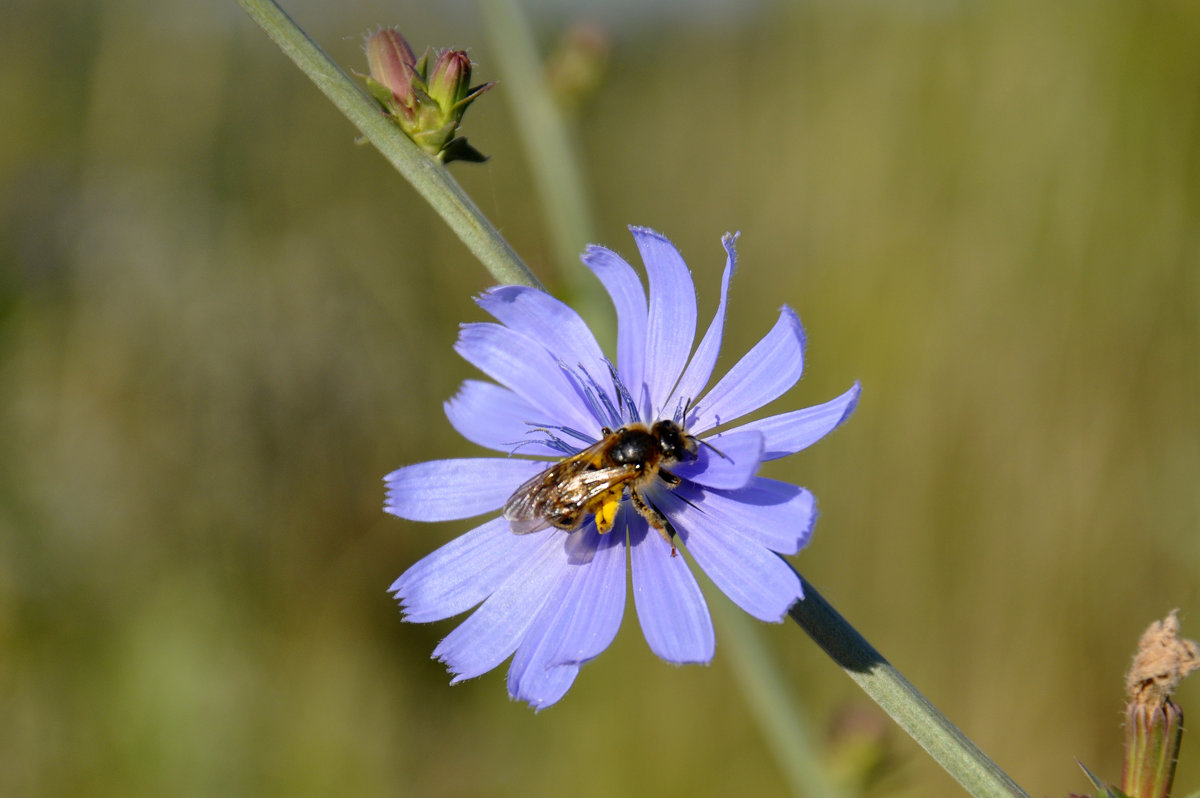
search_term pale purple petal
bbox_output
[391,517,549,623]
[476,286,612,401]
[508,657,580,711]
[581,244,647,406]
[690,306,806,433]
[657,490,802,622]
[675,478,816,555]
[455,323,599,434]
[546,524,627,666]
[670,429,763,490]
[665,232,737,415]
[629,518,714,663]
[687,532,801,622]
[634,226,697,415]
[507,525,626,709]
[443,380,562,458]
[729,382,861,461]
[384,458,547,521]
[433,531,567,682]
[506,568,582,709]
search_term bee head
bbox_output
[652,419,698,462]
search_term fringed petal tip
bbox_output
[779,304,807,355]
[627,223,669,241]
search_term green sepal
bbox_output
[450,81,496,112]
[415,47,432,81]
[362,75,399,108]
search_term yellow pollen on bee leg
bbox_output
[594,497,621,533]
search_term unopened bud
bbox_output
[365,29,418,102]
[427,50,473,112]
[359,29,493,164]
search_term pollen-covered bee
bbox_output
[503,420,701,553]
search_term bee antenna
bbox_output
[696,436,730,461]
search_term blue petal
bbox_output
[507,525,625,709]
[506,568,582,708]
[476,286,613,406]
[545,524,627,666]
[676,477,816,555]
[384,458,547,522]
[455,322,600,434]
[433,531,567,682]
[633,227,697,417]
[581,244,647,411]
[691,306,806,432]
[671,429,763,490]
[728,382,861,461]
[666,232,737,416]
[390,516,548,623]
[508,657,580,711]
[444,380,563,457]
[658,490,803,622]
[629,517,714,664]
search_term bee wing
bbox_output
[551,465,641,509]
[503,447,640,535]
[507,516,555,535]
[503,457,590,524]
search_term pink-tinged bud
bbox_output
[365,29,418,107]
[357,32,492,163]
[427,50,473,111]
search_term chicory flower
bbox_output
[385,227,859,709]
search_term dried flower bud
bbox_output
[1121,610,1198,798]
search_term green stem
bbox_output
[789,572,1031,798]
[234,0,543,290]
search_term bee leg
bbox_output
[594,495,620,533]
[652,468,681,484]
[630,488,678,557]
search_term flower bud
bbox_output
[1120,610,1198,798]
[365,29,418,104]
[359,29,493,164]
[427,50,473,113]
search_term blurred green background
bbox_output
[2,0,1198,796]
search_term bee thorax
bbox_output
[607,428,660,466]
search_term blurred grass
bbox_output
[1,1,1198,796]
